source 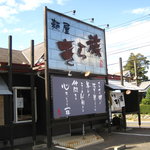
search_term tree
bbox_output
[123,53,150,84]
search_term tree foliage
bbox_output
[123,53,150,83]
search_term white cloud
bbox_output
[13,28,22,32]
[0,5,18,19]
[2,28,9,33]
[0,0,53,21]
[1,27,36,35]
[6,0,18,7]
[130,7,150,14]
[0,0,71,23]
[19,0,53,11]
[56,0,69,5]
[0,0,7,4]
[24,29,36,34]
[0,19,4,27]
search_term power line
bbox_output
[107,14,150,31]
[105,14,150,57]
[107,30,150,49]
[107,44,150,56]
[108,19,150,33]
[108,41,150,54]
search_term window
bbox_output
[13,87,37,123]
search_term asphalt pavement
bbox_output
[1,126,150,150]
[79,128,150,150]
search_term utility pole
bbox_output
[119,57,124,86]
[134,59,141,126]
[134,59,138,86]
[119,57,126,130]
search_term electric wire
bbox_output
[107,14,150,31]
[106,14,150,49]
[107,42,150,55]
[107,30,150,49]
[107,44,150,56]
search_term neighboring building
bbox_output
[139,81,150,92]
[138,81,150,99]
[22,42,44,65]
[113,70,132,82]
[0,42,44,66]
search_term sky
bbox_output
[0,0,150,78]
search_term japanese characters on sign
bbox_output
[52,76,106,119]
[46,9,107,75]
[110,91,125,111]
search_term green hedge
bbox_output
[140,104,150,114]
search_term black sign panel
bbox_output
[51,76,106,119]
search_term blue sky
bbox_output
[0,0,150,77]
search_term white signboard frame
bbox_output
[45,8,107,75]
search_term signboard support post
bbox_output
[122,107,126,130]
[82,123,85,139]
[105,86,111,133]
[44,6,53,149]
[69,118,72,135]
[104,30,111,134]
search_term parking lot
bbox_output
[79,128,150,150]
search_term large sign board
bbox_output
[51,76,106,119]
[45,8,107,75]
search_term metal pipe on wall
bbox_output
[30,40,36,145]
[8,35,14,148]
[119,57,124,86]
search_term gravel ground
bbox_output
[126,114,150,121]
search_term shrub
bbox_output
[141,88,150,105]
[145,88,150,99]
[140,104,150,114]
[141,98,150,105]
